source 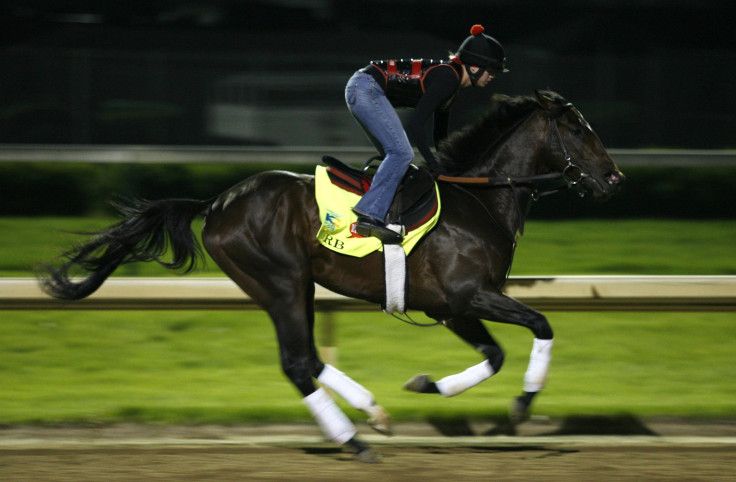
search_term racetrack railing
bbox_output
[2,145,735,167]
[2,276,735,312]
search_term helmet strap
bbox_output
[466,65,484,87]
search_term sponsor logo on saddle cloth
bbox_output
[314,166,441,257]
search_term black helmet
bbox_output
[457,24,508,73]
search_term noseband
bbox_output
[547,113,601,196]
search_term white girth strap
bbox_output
[383,223,406,314]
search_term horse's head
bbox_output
[535,90,625,200]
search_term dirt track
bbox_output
[2,421,735,481]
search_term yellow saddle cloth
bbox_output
[314,165,441,257]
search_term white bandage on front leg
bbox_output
[435,360,495,397]
[303,388,357,444]
[523,338,554,393]
[317,364,375,412]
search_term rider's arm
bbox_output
[433,109,450,148]
[404,67,459,174]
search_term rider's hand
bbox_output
[427,161,447,178]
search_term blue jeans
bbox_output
[345,71,414,222]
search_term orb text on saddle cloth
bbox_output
[314,166,441,257]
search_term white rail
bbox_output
[1,145,735,167]
[1,276,735,312]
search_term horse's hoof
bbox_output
[508,396,531,425]
[347,437,379,463]
[367,405,392,436]
[354,446,380,463]
[403,374,432,393]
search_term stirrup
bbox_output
[362,156,383,175]
[355,216,402,244]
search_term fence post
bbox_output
[318,310,338,366]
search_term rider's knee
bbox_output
[386,143,414,165]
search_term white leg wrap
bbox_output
[303,388,356,444]
[524,338,554,393]
[435,360,495,397]
[317,364,375,412]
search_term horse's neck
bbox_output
[448,108,548,239]
[479,140,545,239]
[482,178,530,241]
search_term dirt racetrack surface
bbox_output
[2,419,735,481]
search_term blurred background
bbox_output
[1,0,734,147]
[1,0,735,216]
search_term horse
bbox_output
[40,90,624,461]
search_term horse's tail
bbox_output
[39,198,211,300]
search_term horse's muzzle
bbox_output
[587,169,625,200]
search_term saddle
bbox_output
[321,155,438,232]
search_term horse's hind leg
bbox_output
[294,285,391,435]
[268,286,357,442]
[204,246,376,460]
[265,289,383,460]
[316,364,392,435]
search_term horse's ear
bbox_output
[535,89,572,118]
[534,89,556,110]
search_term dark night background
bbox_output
[1,0,735,149]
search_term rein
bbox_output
[437,171,565,197]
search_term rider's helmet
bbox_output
[457,24,508,84]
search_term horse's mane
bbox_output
[437,93,540,175]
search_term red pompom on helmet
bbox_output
[457,24,508,74]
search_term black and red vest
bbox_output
[361,59,463,109]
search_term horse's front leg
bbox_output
[468,290,554,423]
[403,317,503,396]
[510,337,554,423]
[405,291,553,424]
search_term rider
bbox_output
[346,24,508,243]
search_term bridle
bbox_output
[435,104,597,242]
[547,110,607,195]
[437,104,594,198]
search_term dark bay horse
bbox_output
[40,90,624,460]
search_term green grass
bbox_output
[1,217,735,424]
[1,310,733,424]
[514,219,736,274]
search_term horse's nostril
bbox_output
[607,171,625,185]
